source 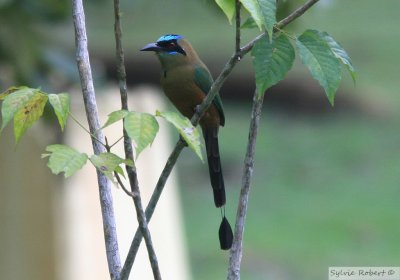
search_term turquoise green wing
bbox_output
[194,66,225,126]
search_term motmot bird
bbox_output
[141,34,233,250]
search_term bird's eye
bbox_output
[157,40,176,48]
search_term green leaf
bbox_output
[13,91,48,144]
[114,165,126,178]
[42,144,88,177]
[89,152,132,182]
[102,109,129,129]
[1,87,37,132]
[48,93,70,131]
[156,110,203,162]
[296,29,342,106]
[319,31,357,84]
[252,34,295,97]
[240,0,277,39]
[258,0,277,40]
[216,0,235,24]
[124,111,159,158]
[241,17,258,29]
[240,0,263,30]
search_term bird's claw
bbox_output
[179,134,188,147]
[194,104,202,115]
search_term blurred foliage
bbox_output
[200,0,300,21]
[0,0,73,88]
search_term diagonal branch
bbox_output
[120,0,320,277]
[71,0,121,279]
[120,139,186,280]
[112,0,162,279]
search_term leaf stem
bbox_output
[114,171,134,197]
[108,135,125,150]
[69,111,105,147]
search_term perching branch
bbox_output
[121,0,321,277]
[71,0,121,279]
[112,0,162,279]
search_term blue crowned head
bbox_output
[157,34,184,43]
[141,34,187,57]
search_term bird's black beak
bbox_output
[140,42,160,52]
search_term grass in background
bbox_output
[178,103,400,279]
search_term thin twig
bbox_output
[227,93,264,280]
[114,171,134,197]
[112,0,162,279]
[71,0,121,279]
[121,0,321,277]
[109,135,124,149]
[69,111,105,147]
[104,138,133,197]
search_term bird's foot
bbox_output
[194,104,202,115]
[179,134,188,147]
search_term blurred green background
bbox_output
[1,0,399,279]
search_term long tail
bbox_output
[203,127,226,208]
[203,126,233,250]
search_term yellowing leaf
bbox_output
[1,87,37,132]
[0,86,24,100]
[13,91,48,144]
